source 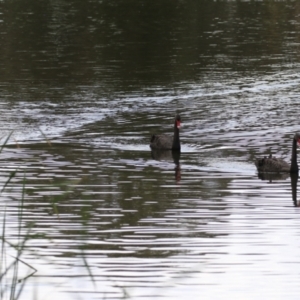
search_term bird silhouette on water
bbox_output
[255,132,300,173]
[150,114,181,151]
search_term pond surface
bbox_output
[1,1,300,299]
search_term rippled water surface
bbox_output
[1,1,300,299]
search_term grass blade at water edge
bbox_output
[38,128,52,147]
[0,169,18,195]
[0,131,14,153]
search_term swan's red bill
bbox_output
[176,120,181,129]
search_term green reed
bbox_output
[0,132,37,299]
[0,131,129,299]
[0,157,37,299]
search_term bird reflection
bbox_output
[257,171,290,182]
[291,173,299,207]
[258,172,300,207]
[151,150,181,182]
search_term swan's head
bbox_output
[294,132,300,145]
[175,114,181,129]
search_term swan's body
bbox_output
[150,115,181,151]
[255,133,300,173]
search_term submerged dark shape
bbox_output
[150,114,181,151]
[255,133,300,173]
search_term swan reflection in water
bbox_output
[151,150,181,183]
[291,173,300,207]
[257,171,290,182]
[257,172,300,207]
[255,132,300,206]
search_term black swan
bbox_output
[150,114,181,151]
[255,132,300,173]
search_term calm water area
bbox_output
[1,1,300,299]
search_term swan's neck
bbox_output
[291,138,299,173]
[172,121,180,150]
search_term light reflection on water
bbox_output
[1,1,300,299]
[2,76,300,300]
[1,132,300,299]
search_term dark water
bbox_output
[1,1,300,299]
